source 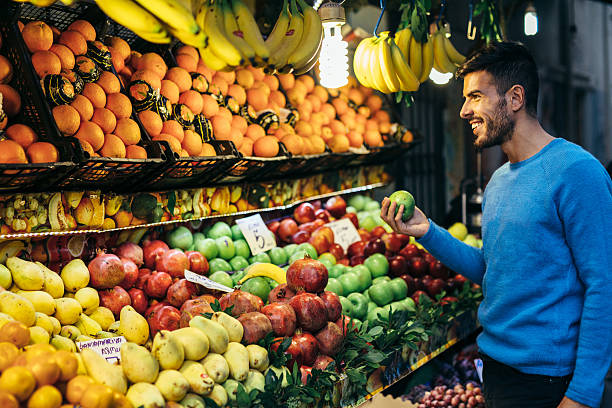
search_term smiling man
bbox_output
[381,42,612,407]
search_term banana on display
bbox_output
[432,25,466,74]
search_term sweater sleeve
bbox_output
[417,220,486,285]
[558,160,612,407]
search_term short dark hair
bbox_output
[456,42,539,117]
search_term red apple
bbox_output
[389,255,408,277]
[298,221,319,233]
[314,208,331,223]
[429,260,449,280]
[337,258,350,266]
[289,293,327,332]
[293,332,319,366]
[398,274,417,296]
[319,291,342,322]
[166,279,197,308]
[454,274,468,285]
[267,220,280,235]
[423,252,436,264]
[119,257,139,290]
[185,251,209,275]
[409,257,428,278]
[278,218,299,242]
[370,226,386,238]
[357,229,371,242]
[145,271,173,299]
[411,290,430,304]
[286,258,328,293]
[294,203,316,224]
[143,240,169,269]
[324,196,347,218]
[99,286,131,317]
[363,238,385,257]
[268,283,297,303]
[128,288,148,314]
[342,212,359,229]
[155,249,189,279]
[381,233,403,253]
[397,233,411,247]
[347,241,365,258]
[329,243,345,260]
[309,226,334,255]
[291,230,311,244]
[440,296,458,306]
[399,244,420,260]
[425,278,446,298]
[262,302,297,337]
[311,200,322,210]
[349,255,365,266]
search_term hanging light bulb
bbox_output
[429,67,453,85]
[318,2,349,89]
[524,2,538,36]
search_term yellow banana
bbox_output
[443,34,466,65]
[293,31,323,75]
[0,240,26,264]
[353,38,371,87]
[264,0,290,54]
[168,25,207,48]
[395,27,412,59]
[409,34,423,80]
[231,0,270,63]
[433,31,457,73]
[200,0,243,67]
[198,46,230,71]
[419,35,434,83]
[133,0,200,34]
[94,0,170,43]
[238,263,286,285]
[369,37,390,93]
[268,0,304,70]
[389,37,419,92]
[221,0,256,64]
[378,32,400,93]
[287,0,323,70]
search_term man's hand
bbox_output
[557,397,590,408]
[380,197,430,238]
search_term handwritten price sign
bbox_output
[326,218,361,251]
[236,214,276,255]
[77,336,126,364]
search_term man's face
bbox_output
[460,71,515,150]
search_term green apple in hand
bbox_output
[388,190,416,221]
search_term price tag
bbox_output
[235,214,276,255]
[474,358,484,383]
[76,336,126,364]
[185,270,234,292]
[326,218,361,251]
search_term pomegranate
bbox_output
[185,251,208,275]
[88,252,125,289]
[319,291,342,322]
[166,279,197,308]
[128,288,148,314]
[99,286,131,317]
[313,355,334,370]
[238,312,273,344]
[115,242,143,266]
[135,268,151,290]
[155,249,189,279]
[219,290,263,317]
[118,257,139,290]
[145,300,170,318]
[315,322,343,355]
[268,283,296,303]
[289,293,327,332]
[261,303,297,337]
[179,297,214,328]
[144,271,173,299]
[286,258,328,294]
[147,305,180,336]
[143,240,169,269]
[271,337,302,369]
[293,332,318,366]
[336,315,359,335]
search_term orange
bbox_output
[374,110,390,123]
[287,87,306,107]
[294,120,312,136]
[127,50,142,69]
[246,65,265,81]
[21,21,53,53]
[307,94,322,113]
[238,137,253,156]
[0,55,12,84]
[131,69,161,91]
[178,90,203,115]
[228,127,244,148]
[108,46,125,73]
[278,73,295,90]
[175,53,197,72]
[114,118,140,145]
[96,71,121,94]
[201,93,219,118]
[365,119,378,132]
[108,36,130,61]
[269,90,286,109]
[67,20,96,42]
[181,129,202,156]
[355,113,367,125]
[309,135,326,154]
[31,50,61,78]
[328,134,349,153]
[164,67,191,93]
[153,133,181,153]
[138,52,167,79]
[49,44,74,70]
[329,119,346,135]
[216,106,232,122]
[210,76,228,96]
[347,130,364,148]
[82,82,106,109]
[251,80,271,97]
[58,30,87,55]
[161,120,184,141]
[364,130,383,147]
[348,88,365,105]
[297,75,315,93]
[262,75,279,92]
[281,133,304,155]
[5,124,37,148]
[105,93,132,118]
[91,108,117,134]
[99,133,126,158]
[196,61,214,82]
[126,144,147,159]
[70,94,94,121]
[75,121,104,151]
[160,79,179,104]
[366,94,383,113]
[137,110,162,136]
[227,84,246,105]
[26,142,59,163]
[198,143,214,156]
[0,140,27,163]
[246,88,267,112]
[320,126,333,141]
[331,98,349,116]
[231,115,247,134]
[245,124,265,141]
[378,121,391,134]
[235,68,254,89]
[298,98,313,116]
[210,115,231,140]
[78,139,94,155]
[253,135,279,157]
[312,85,329,103]
[215,70,235,84]
[52,105,81,136]
[175,45,198,61]
[357,105,370,118]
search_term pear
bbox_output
[74,287,99,314]
[179,361,214,395]
[172,327,209,361]
[80,348,127,393]
[154,369,189,402]
[48,316,61,335]
[88,307,115,331]
[189,315,229,354]
[35,262,64,298]
[28,325,50,344]
[222,379,242,402]
[208,384,228,407]
[126,382,165,408]
[0,291,36,326]
[200,353,229,383]
[0,264,12,289]
[54,298,82,325]
[448,222,468,241]
[59,325,81,340]
[211,311,243,343]
[118,306,149,345]
[51,334,76,352]
[246,344,269,371]
[223,342,249,381]
[120,342,159,383]
[17,290,55,315]
[6,257,45,290]
[244,369,265,392]
[180,393,205,408]
[94,331,115,339]
[34,313,54,334]
[60,259,90,292]
[151,330,184,370]
[75,313,102,337]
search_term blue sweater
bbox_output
[418,139,612,407]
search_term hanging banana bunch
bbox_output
[432,24,466,74]
[394,26,434,83]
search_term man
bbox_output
[381,42,612,408]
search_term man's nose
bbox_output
[460,101,472,119]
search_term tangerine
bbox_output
[160,79,179,104]
[52,105,81,136]
[161,120,184,141]
[178,90,203,115]
[82,82,106,109]
[137,110,162,136]
[67,20,96,42]
[49,44,74,70]
[114,118,140,145]
[58,30,87,56]
[181,129,202,156]
[26,142,59,163]
[21,21,53,53]
[105,92,132,118]
[96,71,121,94]
[31,50,61,78]
[125,144,147,159]
[91,108,117,134]
[75,121,104,151]
[175,53,197,72]
[0,140,27,163]
[6,124,38,148]
[99,134,126,158]
[164,67,191,93]
[70,94,93,121]
[253,135,279,157]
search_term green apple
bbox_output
[268,247,288,265]
[346,206,357,213]
[209,258,232,273]
[234,239,251,259]
[230,256,249,271]
[360,215,377,232]
[347,292,368,320]
[364,201,381,211]
[193,232,206,245]
[367,301,378,313]
[267,278,279,289]
[289,250,308,264]
[196,238,218,259]
[250,253,271,264]
[318,252,336,266]
[232,270,246,285]
[368,282,393,306]
[296,243,318,259]
[208,221,232,239]
[389,278,408,301]
[389,190,415,221]
[363,289,371,301]
[447,222,468,241]
[231,224,244,240]
[209,271,233,288]
[463,234,479,248]
[389,301,407,312]
[241,277,271,302]
[338,296,353,316]
[325,278,343,296]
[400,297,416,312]
[348,195,367,211]
[319,258,334,271]
[216,236,236,260]
[284,244,298,257]
[328,264,347,279]
[367,306,389,323]
[167,226,193,250]
[352,264,372,292]
[338,272,360,295]
[372,276,391,286]
[364,254,389,278]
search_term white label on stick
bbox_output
[185,270,234,292]
[76,336,126,364]
[235,214,276,255]
[326,218,361,251]
[474,358,484,383]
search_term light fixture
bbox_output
[317,2,349,89]
[524,2,538,36]
[429,67,453,85]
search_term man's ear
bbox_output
[507,85,526,112]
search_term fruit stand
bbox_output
[0,0,482,407]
